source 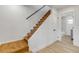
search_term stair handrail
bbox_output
[26,5,46,20]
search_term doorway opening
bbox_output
[61,12,74,41]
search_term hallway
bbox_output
[37,35,79,53]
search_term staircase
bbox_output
[0,10,51,53]
[24,10,51,40]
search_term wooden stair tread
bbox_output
[0,40,29,53]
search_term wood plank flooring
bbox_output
[37,35,79,53]
[0,40,29,53]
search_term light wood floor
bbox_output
[37,35,79,53]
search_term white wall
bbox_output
[73,7,79,47]
[55,9,62,41]
[73,26,79,46]
[28,8,58,52]
[0,5,50,44]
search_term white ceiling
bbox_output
[48,5,76,10]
